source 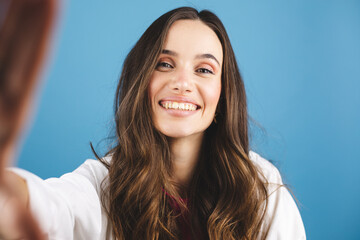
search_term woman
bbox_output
[1,6,305,240]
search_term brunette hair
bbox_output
[96,7,268,239]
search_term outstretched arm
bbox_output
[0,0,58,238]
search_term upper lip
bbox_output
[159,96,201,108]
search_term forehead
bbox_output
[163,20,223,65]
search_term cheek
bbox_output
[148,74,161,107]
[204,80,221,110]
[148,76,155,100]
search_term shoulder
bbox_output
[249,151,283,185]
[70,156,110,193]
[249,151,306,239]
[72,157,110,180]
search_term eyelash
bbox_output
[156,62,173,69]
[196,68,214,74]
[156,61,214,75]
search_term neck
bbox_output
[169,133,204,193]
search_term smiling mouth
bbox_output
[159,101,200,111]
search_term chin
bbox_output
[159,128,194,138]
[153,116,213,139]
[155,123,208,139]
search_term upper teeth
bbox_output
[161,101,197,111]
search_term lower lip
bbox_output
[159,105,200,117]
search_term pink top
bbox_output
[164,190,193,239]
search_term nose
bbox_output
[169,68,193,94]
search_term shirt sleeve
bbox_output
[260,184,306,240]
[9,159,110,240]
[249,151,306,240]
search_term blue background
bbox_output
[16,0,360,239]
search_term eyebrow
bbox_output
[162,49,177,56]
[195,53,220,66]
[161,49,220,66]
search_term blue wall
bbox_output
[17,0,360,239]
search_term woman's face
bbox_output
[149,19,223,139]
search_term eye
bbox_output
[156,61,173,70]
[196,68,214,74]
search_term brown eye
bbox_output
[196,68,214,74]
[156,62,173,69]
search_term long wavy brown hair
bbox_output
[94,7,269,240]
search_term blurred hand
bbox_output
[0,0,58,239]
[0,172,44,240]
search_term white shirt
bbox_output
[11,151,306,240]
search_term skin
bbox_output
[148,20,223,189]
[0,1,58,238]
[0,18,222,237]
